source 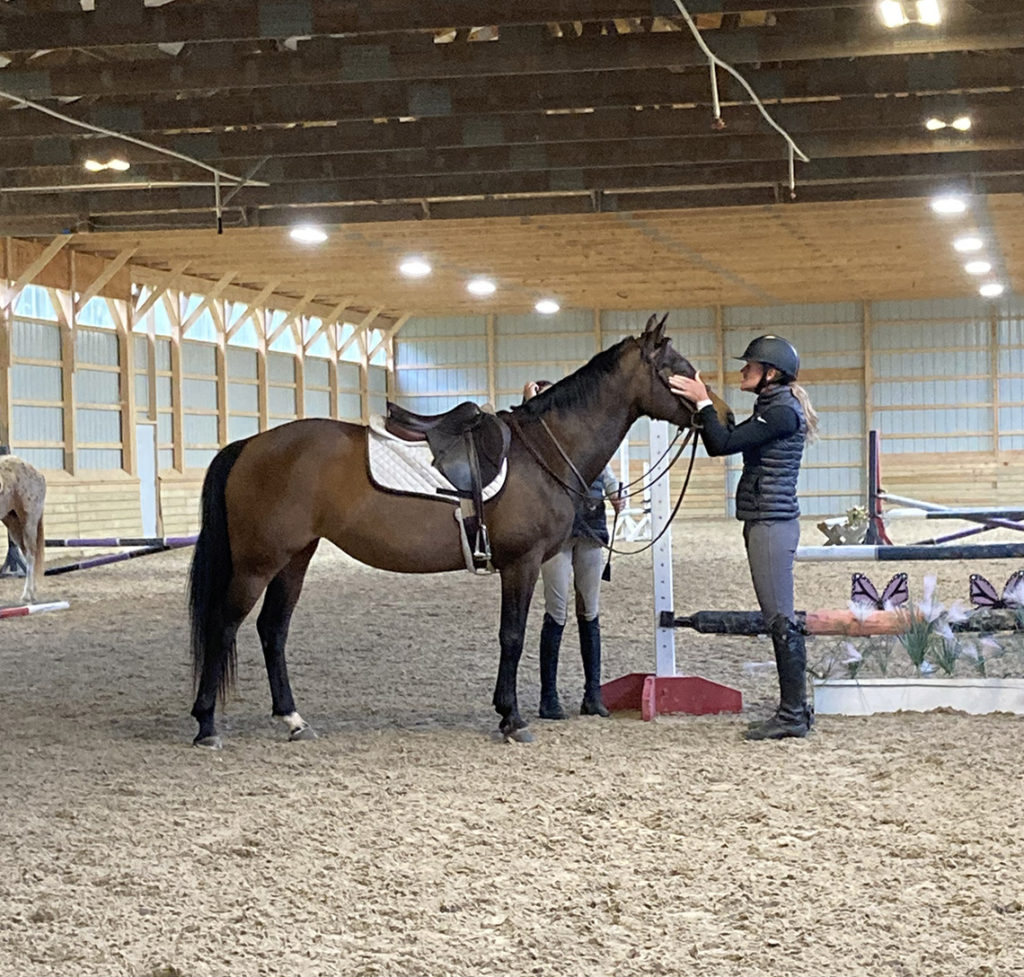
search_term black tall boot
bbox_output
[538,614,567,720]
[745,615,811,741]
[578,615,610,717]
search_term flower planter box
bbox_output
[812,677,1024,717]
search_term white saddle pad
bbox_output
[366,415,507,500]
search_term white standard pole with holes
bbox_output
[649,419,676,677]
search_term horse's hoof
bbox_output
[192,735,223,750]
[289,725,318,742]
[507,727,534,744]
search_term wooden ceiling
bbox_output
[1,0,1022,318]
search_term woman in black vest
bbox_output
[670,336,819,740]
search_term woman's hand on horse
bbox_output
[669,371,709,404]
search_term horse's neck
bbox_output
[540,394,638,486]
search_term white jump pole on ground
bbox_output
[0,600,70,620]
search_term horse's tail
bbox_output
[189,438,250,699]
[34,509,45,589]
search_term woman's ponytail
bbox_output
[790,382,819,444]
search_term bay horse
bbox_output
[0,454,46,604]
[187,315,730,747]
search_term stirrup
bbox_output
[473,524,491,562]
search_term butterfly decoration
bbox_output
[968,570,1024,609]
[851,572,910,610]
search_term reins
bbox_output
[508,330,708,564]
[508,409,702,560]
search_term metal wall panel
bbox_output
[228,382,259,413]
[154,338,172,371]
[229,416,260,441]
[227,347,258,379]
[305,389,331,417]
[77,448,123,470]
[305,358,329,388]
[12,405,63,442]
[184,413,218,444]
[268,352,296,383]
[12,364,62,402]
[12,319,61,360]
[338,393,362,419]
[75,408,121,442]
[181,341,217,376]
[76,369,120,405]
[400,315,487,339]
[268,386,296,416]
[182,378,218,410]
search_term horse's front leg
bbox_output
[493,559,540,742]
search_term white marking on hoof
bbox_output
[193,735,223,750]
[278,711,316,741]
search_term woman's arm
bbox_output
[697,404,799,456]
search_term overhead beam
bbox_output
[5,128,1021,192]
[2,90,1016,176]
[2,51,1021,142]
[73,245,137,311]
[4,148,1022,225]
[0,2,888,52]
[180,271,236,335]
[6,14,1024,101]
[0,235,70,312]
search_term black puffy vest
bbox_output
[572,479,610,543]
[734,385,806,521]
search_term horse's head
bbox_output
[636,314,733,428]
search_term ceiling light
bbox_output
[950,116,972,131]
[535,299,560,315]
[953,235,983,253]
[930,194,966,215]
[289,224,327,244]
[84,157,130,172]
[924,118,946,131]
[979,282,1005,298]
[399,257,432,278]
[878,1,909,27]
[466,278,496,297]
[964,260,992,276]
[879,1,942,27]
[916,0,942,25]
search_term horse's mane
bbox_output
[514,337,634,418]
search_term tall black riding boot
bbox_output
[578,615,610,717]
[538,614,567,719]
[745,615,811,741]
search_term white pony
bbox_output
[0,455,46,603]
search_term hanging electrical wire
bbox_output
[670,0,809,197]
[0,88,268,230]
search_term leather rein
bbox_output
[507,356,705,558]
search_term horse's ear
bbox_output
[653,313,668,344]
[641,313,666,348]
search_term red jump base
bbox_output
[602,672,743,721]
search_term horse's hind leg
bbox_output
[18,508,43,604]
[257,540,320,741]
[191,572,267,748]
[2,513,34,604]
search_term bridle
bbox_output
[508,337,705,558]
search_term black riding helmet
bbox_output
[735,334,799,381]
